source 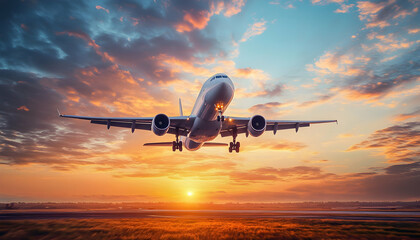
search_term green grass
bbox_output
[0,218,419,240]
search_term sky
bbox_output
[0,0,419,203]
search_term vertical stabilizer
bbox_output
[179,98,183,116]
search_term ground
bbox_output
[1,218,420,240]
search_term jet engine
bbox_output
[151,114,170,136]
[247,115,266,137]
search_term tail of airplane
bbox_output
[179,98,183,116]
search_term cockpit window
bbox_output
[211,75,228,81]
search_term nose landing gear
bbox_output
[215,104,225,122]
[228,127,240,153]
[172,128,183,152]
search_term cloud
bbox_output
[57,31,116,63]
[240,19,267,42]
[229,165,333,182]
[299,94,334,108]
[224,0,246,17]
[393,109,420,121]
[96,5,110,14]
[385,162,420,174]
[408,28,420,34]
[174,0,246,32]
[368,33,415,52]
[334,3,354,13]
[357,0,419,29]
[16,105,29,111]
[214,164,420,201]
[0,0,238,172]
[242,140,307,153]
[248,102,283,114]
[269,1,295,9]
[307,52,370,76]
[175,10,213,33]
[348,121,420,163]
[307,21,419,102]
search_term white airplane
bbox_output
[59,73,337,153]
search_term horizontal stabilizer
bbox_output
[143,142,173,146]
[203,142,228,147]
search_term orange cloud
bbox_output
[17,105,29,111]
[393,109,420,122]
[157,54,212,77]
[334,3,354,13]
[408,28,420,34]
[230,166,334,182]
[240,19,267,42]
[56,31,115,63]
[348,121,419,163]
[392,7,418,20]
[370,33,414,52]
[175,10,212,33]
[175,0,245,33]
[357,0,390,21]
[96,5,109,14]
[307,52,369,76]
[299,94,334,108]
[357,0,418,29]
[224,0,246,17]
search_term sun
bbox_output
[187,191,193,196]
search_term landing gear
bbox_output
[216,104,225,122]
[172,141,183,152]
[228,127,240,153]
[172,128,183,152]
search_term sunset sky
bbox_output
[0,0,419,203]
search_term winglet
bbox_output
[179,98,183,116]
[56,107,62,117]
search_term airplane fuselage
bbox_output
[183,74,234,150]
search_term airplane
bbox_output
[59,73,337,153]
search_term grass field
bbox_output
[1,218,419,240]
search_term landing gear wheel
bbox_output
[221,116,225,122]
[235,142,240,153]
[178,141,183,152]
[172,141,177,152]
[229,146,232,153]
[217,116,220,121]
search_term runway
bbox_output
[1,209,419,221]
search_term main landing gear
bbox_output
[172,128,182,152]
[229,127,240,153]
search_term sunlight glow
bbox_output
[187,191,193,196]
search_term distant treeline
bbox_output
[1,201,419,210]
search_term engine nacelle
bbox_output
[247,115,266,137]
[151,114,170,136]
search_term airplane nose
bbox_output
[217,81,231,96]
[207,81,234,104]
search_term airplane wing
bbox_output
[143,142,228,147]
[59,112,194,136]
[220,116,337,137]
